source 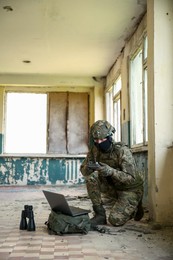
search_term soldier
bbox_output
[80,120,144,227]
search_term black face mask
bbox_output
[95,137,112,153]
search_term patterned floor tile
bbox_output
[0,186,173,260]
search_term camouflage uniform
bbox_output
[80,120,144,226]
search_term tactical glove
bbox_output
[97,162,113,177]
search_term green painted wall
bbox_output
[0,157,85,185]
[0,152,148,206]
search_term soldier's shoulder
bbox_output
[113,141,128,148]
[112,142,131,154]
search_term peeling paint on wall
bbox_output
[133,151,148,204]
[122,121,130,146]
[0,157,85,185]
[0,154,148,202]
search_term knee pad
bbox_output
[108,212,128,227]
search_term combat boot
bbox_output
[90,205,107,226]
[134,199,144,221]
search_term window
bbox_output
[5,93,47,153]
[105,89,113,124]
[129,35,148,147]
[106,76,122,141]
[5,92,89,154]
[113,94,121,142]
[144,68,148,142]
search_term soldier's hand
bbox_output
[97,162,113,177]
[85,164,95,174]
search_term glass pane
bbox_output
[105,90,113,125]
[5,93,47,153]
[144,69,148,142]
[113,98,121,142]
[113,76,121,96]
[130,49,143,145]
[105,92,110,121]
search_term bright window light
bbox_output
[5,93,47,153]
[130,49,143,145]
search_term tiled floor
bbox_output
[0,185,173,260]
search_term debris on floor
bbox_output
[0,185,173,260]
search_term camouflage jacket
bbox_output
[80,142,144,191]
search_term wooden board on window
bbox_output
[48,92,67,153]
[68,93,89,154]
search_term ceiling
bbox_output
[0,0,147,78]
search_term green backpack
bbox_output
[45,210,91,235]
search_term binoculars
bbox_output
[19,205,36,231]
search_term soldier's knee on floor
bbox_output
[108,212,129,227]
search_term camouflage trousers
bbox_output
[85,171,143,226]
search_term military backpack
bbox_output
[45,210,91,235]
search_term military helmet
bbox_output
[90,120,115,140]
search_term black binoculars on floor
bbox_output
[19,205,36,231]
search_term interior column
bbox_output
[147,0,173,224]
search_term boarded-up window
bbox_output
[48,92,89,154]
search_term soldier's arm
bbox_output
[80,152,96,177]
[111,146,137,183]
[80,145,100,177]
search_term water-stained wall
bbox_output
[0,157,85,185]
[133,152,148,205]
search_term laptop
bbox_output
[43,190,91,217]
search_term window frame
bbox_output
[105,75,122,142]
[113,92,121,142]
[129,34,148,149]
